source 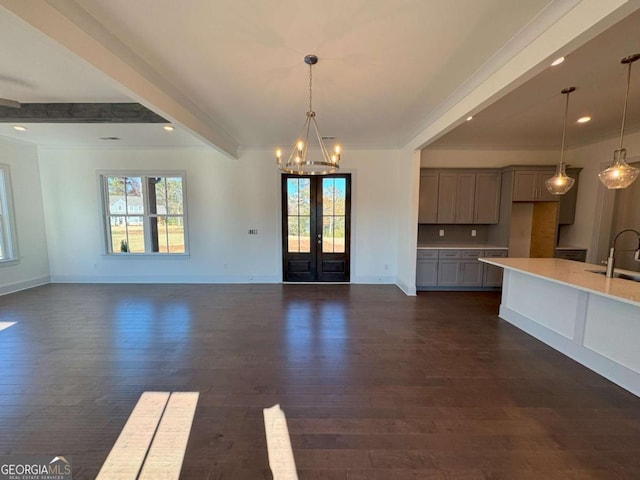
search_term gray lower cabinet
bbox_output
[417,248,507,288]
[554,249,587,262]
[416,249,438,286]
[482,250,508,286]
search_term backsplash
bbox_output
[418,224,489,244]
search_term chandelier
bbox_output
[598,53,640,189]
[276,55,341,175]
[545,87,576,195]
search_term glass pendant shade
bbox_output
[545,86,575,195]
[276,55,341,175]
[598,148,639,189]
[599,53,640,189]
[545,163,575,195]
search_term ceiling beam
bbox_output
[0,103,167,123]
[0,0,238,159]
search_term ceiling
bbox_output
[430,8,640,150]
[0,1,638,152]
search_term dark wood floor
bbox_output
[0,284,639,479]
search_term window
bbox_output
[0,164,18,263]
[100,172,188,254]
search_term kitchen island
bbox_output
[479,257,640,397]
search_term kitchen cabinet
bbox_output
[419,169,500,224]
[416,249,438,286]
[554,249,587,262]
[460,250,484,286]
[474,172,501,223]
[437,250,461,285]
[482,249,508,286]
[512,170,558,202]
[418,171,439,223]
[416,248,508,289]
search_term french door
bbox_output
[282,174,351,282]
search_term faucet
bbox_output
[605,228,640,278]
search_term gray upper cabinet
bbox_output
[512,170,558,202]
[474,172,501,224]
[418,172,439,223]
[419,169,500,224]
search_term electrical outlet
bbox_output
[471,229,477,237]
[439,229,445,237]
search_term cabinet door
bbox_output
[482,250,508,286]
[460,260,483,286]
[437,260,460,285]
[512,171,537,201]
[418,172,439,223]
[416,260,438,286]
[455,173,476,223]
[474,173,501,223]
[437,173,457,223]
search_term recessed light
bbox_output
[577,116,591,123]
[551,56,565,67]
[466,116,473,121]
[12,125,27,131]
[163,125,174,132]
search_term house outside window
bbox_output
[99,172,188,254]
[0,164,18,264]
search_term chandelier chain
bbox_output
[308,62,313,113]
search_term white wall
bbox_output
[0,136,50,295]
[38,147,402,284]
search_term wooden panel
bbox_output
[455,173,476,223]
[460,260,483,286]
[418,172,439,223]
[530,202,558,258]
[474,172,501,223]
[437,260,460,285]
[536,171,560,202]
[417,249,438,259]
[482,250,508,286]
[436,173,457,223]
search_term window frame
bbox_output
[0,163,19,266]
[98,170,189,256]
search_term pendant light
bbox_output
[276,55,341,175]
[598,53,640,189]
[545,87,576,195]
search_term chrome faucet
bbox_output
[605,228,640,278]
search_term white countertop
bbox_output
[479,257,640,307]
[418,244,508,250]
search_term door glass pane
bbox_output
[323,177,346,253]
[287,178,311,253]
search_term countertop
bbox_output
[417,244,508,250]
[478,257,640,307]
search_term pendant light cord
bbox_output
[619,60,633,150]
[559,90,570,166]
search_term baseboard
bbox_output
[352,275,396,284]
[49,274,281,284]
[0,276,50,296]
[395,278,416,296]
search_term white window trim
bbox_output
[0,163,19,265]
[97,170,189,256]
